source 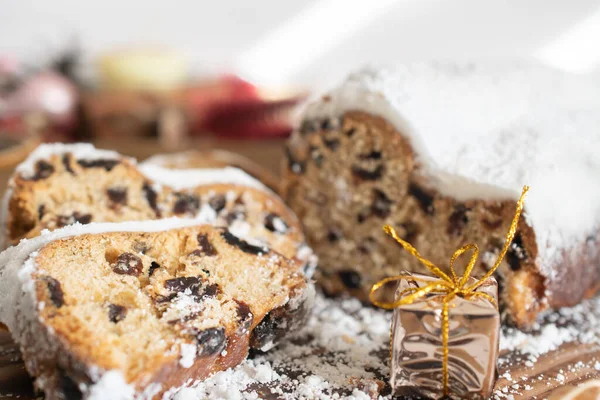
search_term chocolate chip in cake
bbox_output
[164,276,203,295]
[221,230,268,255]
[447,204,470,236]
[371,189,392,218]
[351,164,384,181]
[43,276,64,308]
[148,261,161,276]
[112,253,143,276]
[345,127,356,137]
[142,182,161,216]
[62,154,75,175]
[58,374,82,400]
[77,159,120,171]
[196,233,218,256]
[264,213,288,234]
[285,146,306,175]
[173,193,200,215]
[506,232,527,271]
[107,303,127,323]
[235,300,254,333]
[208,194,226,213]
[196,327,227,357]
[327,227,343,242]
[107,187,127,205]
[338,269,362,289]
[409,182,435,215]
[30,160,55,181]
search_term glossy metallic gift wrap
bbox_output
[390,273,499,399]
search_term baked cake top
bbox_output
[298,62,600,278]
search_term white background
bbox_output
[1,0,600,88]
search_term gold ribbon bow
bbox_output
[370,186,529,396]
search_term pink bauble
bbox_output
[2,71,77,125]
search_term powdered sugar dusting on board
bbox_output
[299,61,600,277]
[163,292,600,399]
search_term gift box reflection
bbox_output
[391,273,499,400]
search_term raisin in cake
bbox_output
[0,220,314,399]
[2,143,314,276]
[282,62,600,329]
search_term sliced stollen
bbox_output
[0,220,314,399]
[1,143,315,276]
[282,62,600,329]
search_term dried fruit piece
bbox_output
[76,159,120,171]
[235,300,254,333]
[299,119,318,134]
[43,276,64,308]
[506,233,527,271]
[107,187,127,205]
[371,189,392,218]
[323,138,341,151]
[111,253,143,276]
[285,147,306,175]
[173,193,200,215]
[221,231,268,255]
[208,195,226,213]
[142,182,160,216]
[264,213,288,234]
[196,234,217,256]
[164,276,203,294]
[62,154,75,175]
[107,304,127,323]
[338,269,362,289]
[409,182,434,215]
[327,228,343,242]
[196,327,226,357]
[56,212,92,228]
[148,261,161,276]
[351,164,384,181]
[448,204,469,235]
[30,161,55,181]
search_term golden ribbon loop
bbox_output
[370,185,529,395]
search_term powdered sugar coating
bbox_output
[139,165,268,192]
[299,62,600,281]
